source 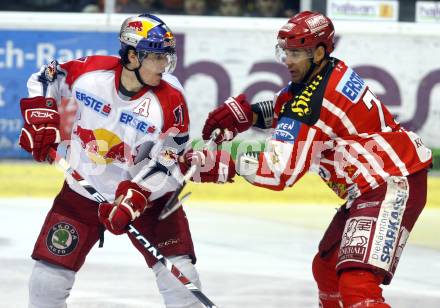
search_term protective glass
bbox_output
[138,51,177,74]
[275,44,314,65]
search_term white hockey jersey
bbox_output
[27,55,189,202]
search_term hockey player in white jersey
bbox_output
[18,13,234,308]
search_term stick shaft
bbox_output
[47,148,218,308]
[159,130,219,220]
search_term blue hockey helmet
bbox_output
[119,13,177,72]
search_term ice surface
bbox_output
[1,198,439,307]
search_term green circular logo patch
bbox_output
[46,222,79,256]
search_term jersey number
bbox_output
[173,105,185,126]
[362,89,391,132]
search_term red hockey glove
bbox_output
[179,149,236,183]
[19,96,60,162]
[98,181,152,235]
[202,94,253,144]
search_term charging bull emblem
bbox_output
[73,126,133,164]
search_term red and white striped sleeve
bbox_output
[246,109,331,191]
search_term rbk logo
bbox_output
[30,110,54,119]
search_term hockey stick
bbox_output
[47,147,219,308]
[158,129,220,220]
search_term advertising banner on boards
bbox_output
[327,0,399,21]
[416,1,440,23]
[0,30,116,158]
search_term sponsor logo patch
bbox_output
[336,68,367,103]
[45,98,54,107]
[157,238,180,249]
[29,110,54,120]
[280,72,324,125]
[225,97,248,124]
[120,111,156,134]
[369,177,408,270]
[273,117,301,144]
[356,201,380,209]
[46,222,79,256]
[338,217,373,264]
[305,15,329,33]
[127,21,143,31]
[75,90,111,117]
[378,190,406,264]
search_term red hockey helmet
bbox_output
[277,11,335,54]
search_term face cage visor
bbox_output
[275,44,314,65]
[137,50,177,74]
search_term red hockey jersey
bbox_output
[251,59,432,202]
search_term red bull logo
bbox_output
[163,31,175,48]
[73,126,132,164]
[104,142,132,163]
[74,125,98,153]
[127,21,143,31]
[163,39,175,48]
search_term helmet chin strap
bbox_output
[301,58,317,84]
[134,69,147,87]
[301,51,329,84]
[122,56,148,87]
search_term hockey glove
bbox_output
[19,96,61,162]
[202,94,253,144]
[98,181,152,235]
[179,149,236,183]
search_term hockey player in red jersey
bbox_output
[19,13,234,308]
[202,11,432,308]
